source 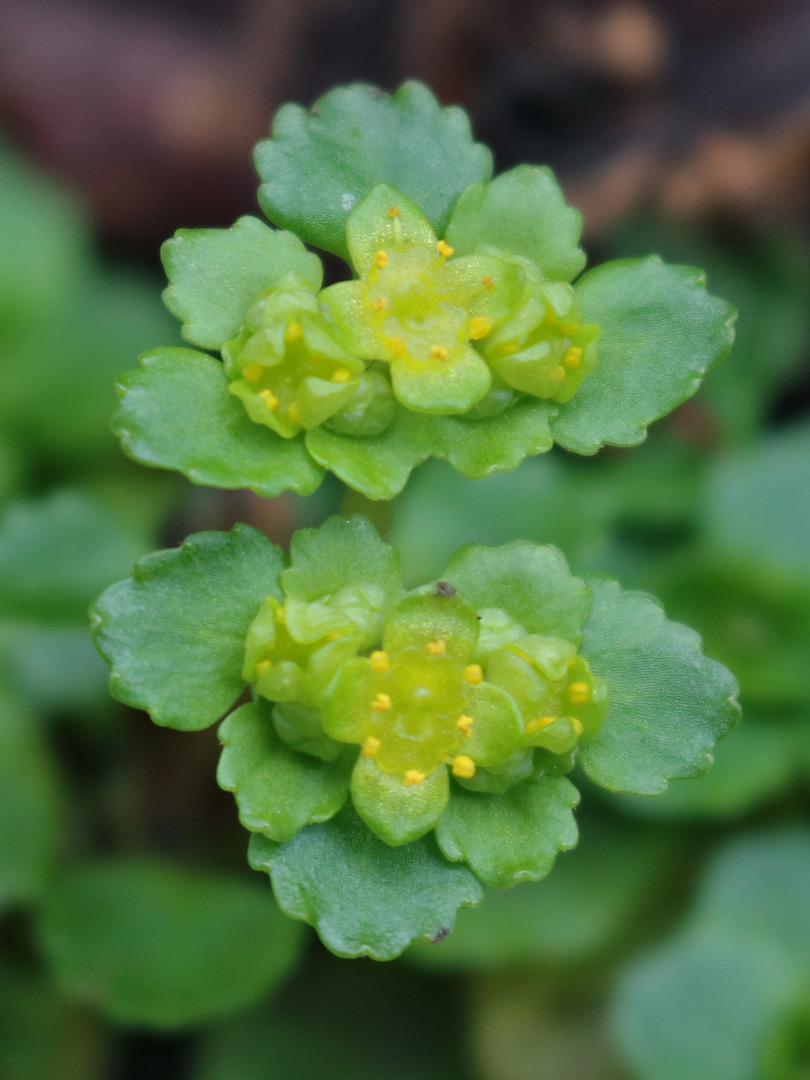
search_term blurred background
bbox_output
[1,1,810,1077]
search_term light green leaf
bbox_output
[551,257,736,454]
[91,525,285,731]
[445,165,585,280]
[114,348,324,498]
[217,701,350,842]
[578,577,740,795]
[248,806,483,959]
[162,216,322,349]
[444,541,591,642]
[435,776,579,887]
[255,80,492,261]
[351,755,449,846]
[36,858,303,1028]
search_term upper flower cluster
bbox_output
[111,81,735,502]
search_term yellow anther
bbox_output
[242,363,264,383]
[372,692,392,712]
[553,365,566,381]
[274,607,286,625]
[259,389,278,411]
[468,316,493,340]
[429,345,449,360]
[255,659,273,678]
[571,717,584,737]
[436,240,454,257]
[287,402,300,425]
[370,296,389,311]
[284,322,303,343]
[452,755,476,779]
[564,346,582,369]
[404,770,426,786]
[427,640,446,656]
[370,650,390,672]
[387,205,401,218]
[498,342,519,356]
[481,275,495,290]
[569,681,591,705]
[387,337,407,357]
[331,367,352,383]
[526,715,557,734]
[375,250,389,269]
[362,735,382,757]
[464,664,483,685]
[457,714,474,736]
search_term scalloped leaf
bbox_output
[91,525,285,731]
[36,858,303,1028]
[435,776,579,887]
[248,807,483,959]
[306,399,554,501]
[217,701,350,842]
[162,216,322,349]
[577,577,740,795]
[255,81,492,262]
[114,348,324,498]
[445,165,586,281]
[551,257,736,454]
[443,540,591,642]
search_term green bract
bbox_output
[92,516,739,958]
[111,81,735,500]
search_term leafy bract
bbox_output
[36,858,303,1028]
[91,525,284,731]
[255,81,492,262]
[248,807,483,960]
[436,776,579,887]
[217,702,350,842]
[114,348,324,498]
[162,216,322,349]
[551,257,736,454]
[445,165,586,281]
[578,577,740,794]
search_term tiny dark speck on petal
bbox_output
[436,581,456,597]
[431,926,451,943]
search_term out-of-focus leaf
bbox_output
[36,858,304,1028]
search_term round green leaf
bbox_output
[114,348,324,498]
[162,216,322,349]
[217,701,350,842]
[445,165,586,281]
[444,540,591,642]
[435,776,579,887]
[551,257,736,454]
[91,524,285,731]
[577,577,740,795]
[248,806,483,959]
[255,81,492,261]
[36,859,303,1028]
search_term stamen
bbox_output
[564,346,582,369]
[553,365,566,381]
[571,717,584,736]
[287,402,300,424]
[242,363,263,383]
[274,607,286,625]
[387,337,407,357]
[255,660,273,678]
[371,692,392,712]
[285,322,303,343]
[457,715,474,736]
[370,297,389,311]
[375,251,389,269]
[404,770,426,786]
[331,368,352,383]
[429,345,449,360]
[362,735,382,757]
[498,342,519,356]
[386,206,401,218]
[427,640,446,656]
[569,682,591,705]
[469,317,492,340]
[436,240,454,257]
[370,650,390,672]
[526,716,557,734]
[259,389,278,411]
[481,275,495,290]
[464,664,483,685]
[452,755,476,779]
